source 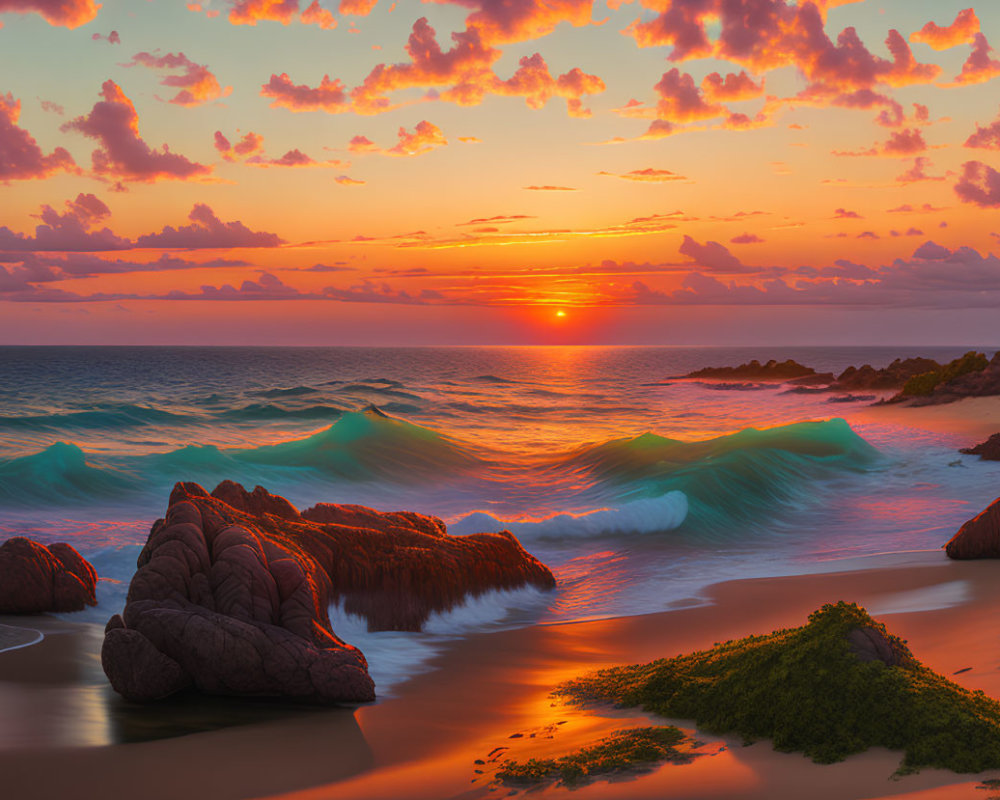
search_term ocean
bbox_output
[2,345,998,694]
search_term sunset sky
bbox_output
[2,0,1000,344]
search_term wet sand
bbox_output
[3,549,1000,800]
[853,395,1000,442]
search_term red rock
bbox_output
[944,497,1000,559]
[0,537,97,613]
[103,481,556,704]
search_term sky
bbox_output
[1,0,1000,345]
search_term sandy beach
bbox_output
[2,545,999,800]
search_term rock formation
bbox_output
[0,537,97,613]
[944,497,1000,559]
[960,433,1000,461]
[684,359,817,381]
[102,481,556,703]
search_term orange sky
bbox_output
[2,0,1000,343]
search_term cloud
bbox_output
[301,0,336,27]
[224,0,302,25]
[834,208,863,219]
[523,185,576,191]
[334,175,365,185]
[896,157,944,184]
[0,0,99,28]
[950,33,1000,86]
[965,108,1000,150]
[598,168,687,182]
[678,235,751,272]
[348,120,448,157]
[125,52,232,106]
[339,0,375,15]
[134,204,285,248]
[246,148,346,167]
[62,81,211,182]
[0,194,131,251]
[910,8,979,51]
[701,71,763,102]
[92,30,121,44]
[261,73,351,112]
[731,233,764,244]
[0,93,76,182]
[214,130,265,161]
[833,128,927,157]
[652,68,724,123]
[954,161,1000,208]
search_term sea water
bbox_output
[2,345,998,690]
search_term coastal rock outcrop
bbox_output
[960,433,1000,461]
[834,358,941,391]
[684,359,817,381]
[0,537,97,613]
[102,481,556,702]
[944,497,1000,559]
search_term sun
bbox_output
[555,310,567,318]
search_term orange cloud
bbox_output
[0,0,98,28]
[833,128,928,158]
[701,71,763,102]
[125,52,232,106]
[346,121,447,157]
[62,81,212,183]
[896,157,943,184]
[598,168,687,182]
[965,108,1000,150]
[338,0,375,14]
[955,161,1000,208]
[910,8,979,51]
[300,1,337,27]
[227,0,301,25]
[0,93,76,182]
[653,68,724,123]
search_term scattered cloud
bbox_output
[523,185,577,191]
[92,30,121,44]
[731,233,765,244]
[0,93,76,182]
[598,168,687,182]
[954,160,1000,208]
[62,81,211,183]
[134,204,285,248]
[261,73,351,112]
[124,52,231,106]
[0,0,99,28]
[910,9,980,51]
[965,108,1000,150]
[214,130,265,161]
[950,33,1000,86]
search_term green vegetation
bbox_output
[556,602,1000,774]
[495,726,694,786]
[901,351,988,397]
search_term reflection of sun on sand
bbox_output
[0,623,42,653]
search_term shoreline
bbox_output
[3,550,1000,800]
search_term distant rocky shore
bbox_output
[679,351,1000,406]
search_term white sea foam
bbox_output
[447,492,689,539]
[329,585,550,696]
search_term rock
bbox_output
[960,433,1000,461]
[846,626,907,666]
[103,481,556,703]
[834,358,941,392]
[684,359,817,381]
[0,537,97,613]
[944,497,1000,559]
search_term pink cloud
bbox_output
[834,208,863,219]
[261,72,351,112]
[226,0,301,25]
[599,168,687,182]
[246,147,346,167]
[62,81,211,183]
[833,128,927,157]
[335,175,366,185]
[951,33,1000,86]
[40,100,64,115]
[955,161,1000,208]
[652,68,724,123]
[0,0,99,28]
[387,120,447,156]
[134,204,285,248]
[896,157,943,184]
[731,233,764,244]
[125,52,232,106]
[523,185,576,191]
[678,235,750,272]
[701,70,763,102]
[214,130,265,161]
[965,109,1000,150]
[92,30,121,44]
[910,8,979,51]
[0,93,76,182]
[0,194,131,251]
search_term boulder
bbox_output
[944,497,1000,559]
[103,481,556,703]
[960,433,1000,461]
[0,537,97,613]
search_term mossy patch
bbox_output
[901,351,989,397]
[556,602,1000,775]
[495,726,695,786]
